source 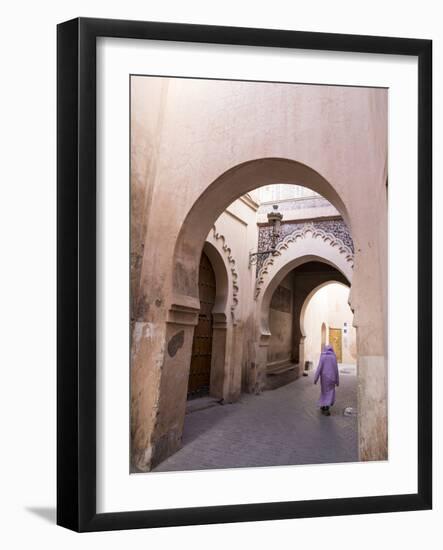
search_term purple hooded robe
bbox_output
[314,345,339,407]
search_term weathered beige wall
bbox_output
[268,273,294,367]
[130,77,169,320]
[130,76,388,470]
[303,283,357,367]
[205,197,259,400]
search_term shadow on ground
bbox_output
[26,507,56,524]
[153,370,358,473]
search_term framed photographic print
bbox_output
[57,17,432,531]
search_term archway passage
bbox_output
[263,260,350,390]
[172,158,350,303]
[129,78,388,472]
[302,281,356,371]
[187,252,216,398]
[292,261,349,365]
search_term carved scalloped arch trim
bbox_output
[211,226,239,321]
[254,223,354,300]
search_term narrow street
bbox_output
[154,367,358,472]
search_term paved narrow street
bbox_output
[154,367,358,472]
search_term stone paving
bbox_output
[153,367,358,472]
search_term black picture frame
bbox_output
[57,17,432,532]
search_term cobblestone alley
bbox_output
[154,367,358,472]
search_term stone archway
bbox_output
[132,159,386,471]
[202,229,240,401]
[167,158,353,388]
[254,223,353,302]
[130,80,389,471]
[171,158,350,308]
[251,224,354,392]
[299,280,351,369]
[141,159,356,469]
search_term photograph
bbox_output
[130,75,388,473]
[0,1,436,543]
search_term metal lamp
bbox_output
[249,204,283,267]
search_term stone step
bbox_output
[267,361,298,376]
[265,362,300,391]
[185,397,222,415]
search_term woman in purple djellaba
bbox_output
[314,344,339,416]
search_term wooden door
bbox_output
[187,252,216,398]
[329,328,342,362]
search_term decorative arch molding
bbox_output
[256,233,354,347]
[206,225,240,323]
[250,246,353,394]
[198,239,233,400]
[255,223,354,300]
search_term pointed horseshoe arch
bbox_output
[255,224,354,300]
[246,229,354,393]
[256,227,354,342]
